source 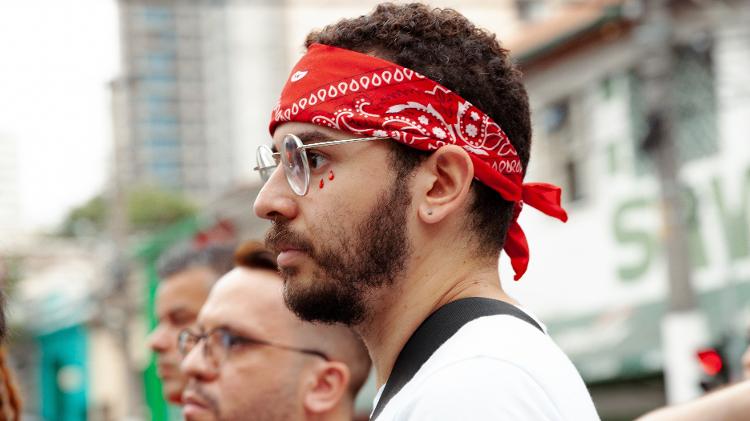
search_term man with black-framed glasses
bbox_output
[179,241,371,421]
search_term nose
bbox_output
[254,165,299,221]
[148,324,172,353]
[181,342,218,381]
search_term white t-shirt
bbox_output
[372,312,600,420]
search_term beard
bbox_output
[265,175,412,326]
[184,374,298,421]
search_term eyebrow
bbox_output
[270,130,332,153]
[157,306,191,320]
[168,308,194,318]
[214,323,257,338]
[297,131,331,144]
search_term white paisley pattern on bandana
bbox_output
[280,69,522,176]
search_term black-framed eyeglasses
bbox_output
[254,133,383,196]
[178,327,329,368]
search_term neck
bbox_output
[356,249,517,387]
[307,400,353,421]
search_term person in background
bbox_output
[147,243,235,405]
[0,291,22,420]
[179,241,371,421]
[637,339,750,421]
[636,380,750,421]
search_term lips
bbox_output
[182,390,211,418]
[266,223,314,257]
[276,249,307,267]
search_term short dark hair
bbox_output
[156,243,236,280]
[306,3,531,254]
[234,241,277,272]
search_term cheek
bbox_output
[304,161,392,225]
[217,359,291,405]
[317,170,336,190]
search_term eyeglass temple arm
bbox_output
[263,339,330,361]
[299,136,383,150]
[253,136,383,171]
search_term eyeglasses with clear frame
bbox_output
[254,133,383,196]
[177,327,330,369]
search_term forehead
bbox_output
[271,122,356,146]
[156,266,215,309]
[198,268,294,333]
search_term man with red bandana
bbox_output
[254,3,599,420]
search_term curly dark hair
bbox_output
[305,2,531,254]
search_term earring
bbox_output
[427,209,433,216]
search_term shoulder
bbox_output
[438,313,566,367]
[415,356,563,418]
[380,315,600,420]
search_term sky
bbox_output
[0,0,514,236]
[0,0,119,233]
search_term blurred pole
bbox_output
[637,0,709,404]
[108,76,144,418]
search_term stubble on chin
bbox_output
[282,266,370,326]
[279,178,413,326]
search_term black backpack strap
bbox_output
[370,297,543,420]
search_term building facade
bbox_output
[502,1,750,418]
[0,134,22,246]
[116,0,233,202]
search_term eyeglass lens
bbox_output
[256,146,277,182]
[179,330,222,368]
[281,134,309,195]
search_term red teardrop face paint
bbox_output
[328,170,335,181]
[319,178,325,189]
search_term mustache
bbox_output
[265,222,315,255]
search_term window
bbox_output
[542,98,586,202]
[515,0,547,22]
[542,101,569,134]
[628,37,718,172]
[141,6,173,27]
[150,160,182,188]
[673,40,718,162]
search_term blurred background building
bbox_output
[115,0,234,201]
[2,1,749,420]
[0,134,22,243]
[502,0,750,418]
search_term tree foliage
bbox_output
[59,186,197,236]
[59,195,107,236]
[127,186,197,232]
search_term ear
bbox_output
[303,362,351,415]
[415,144,474,224]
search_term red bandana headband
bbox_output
[270,43,567,280]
